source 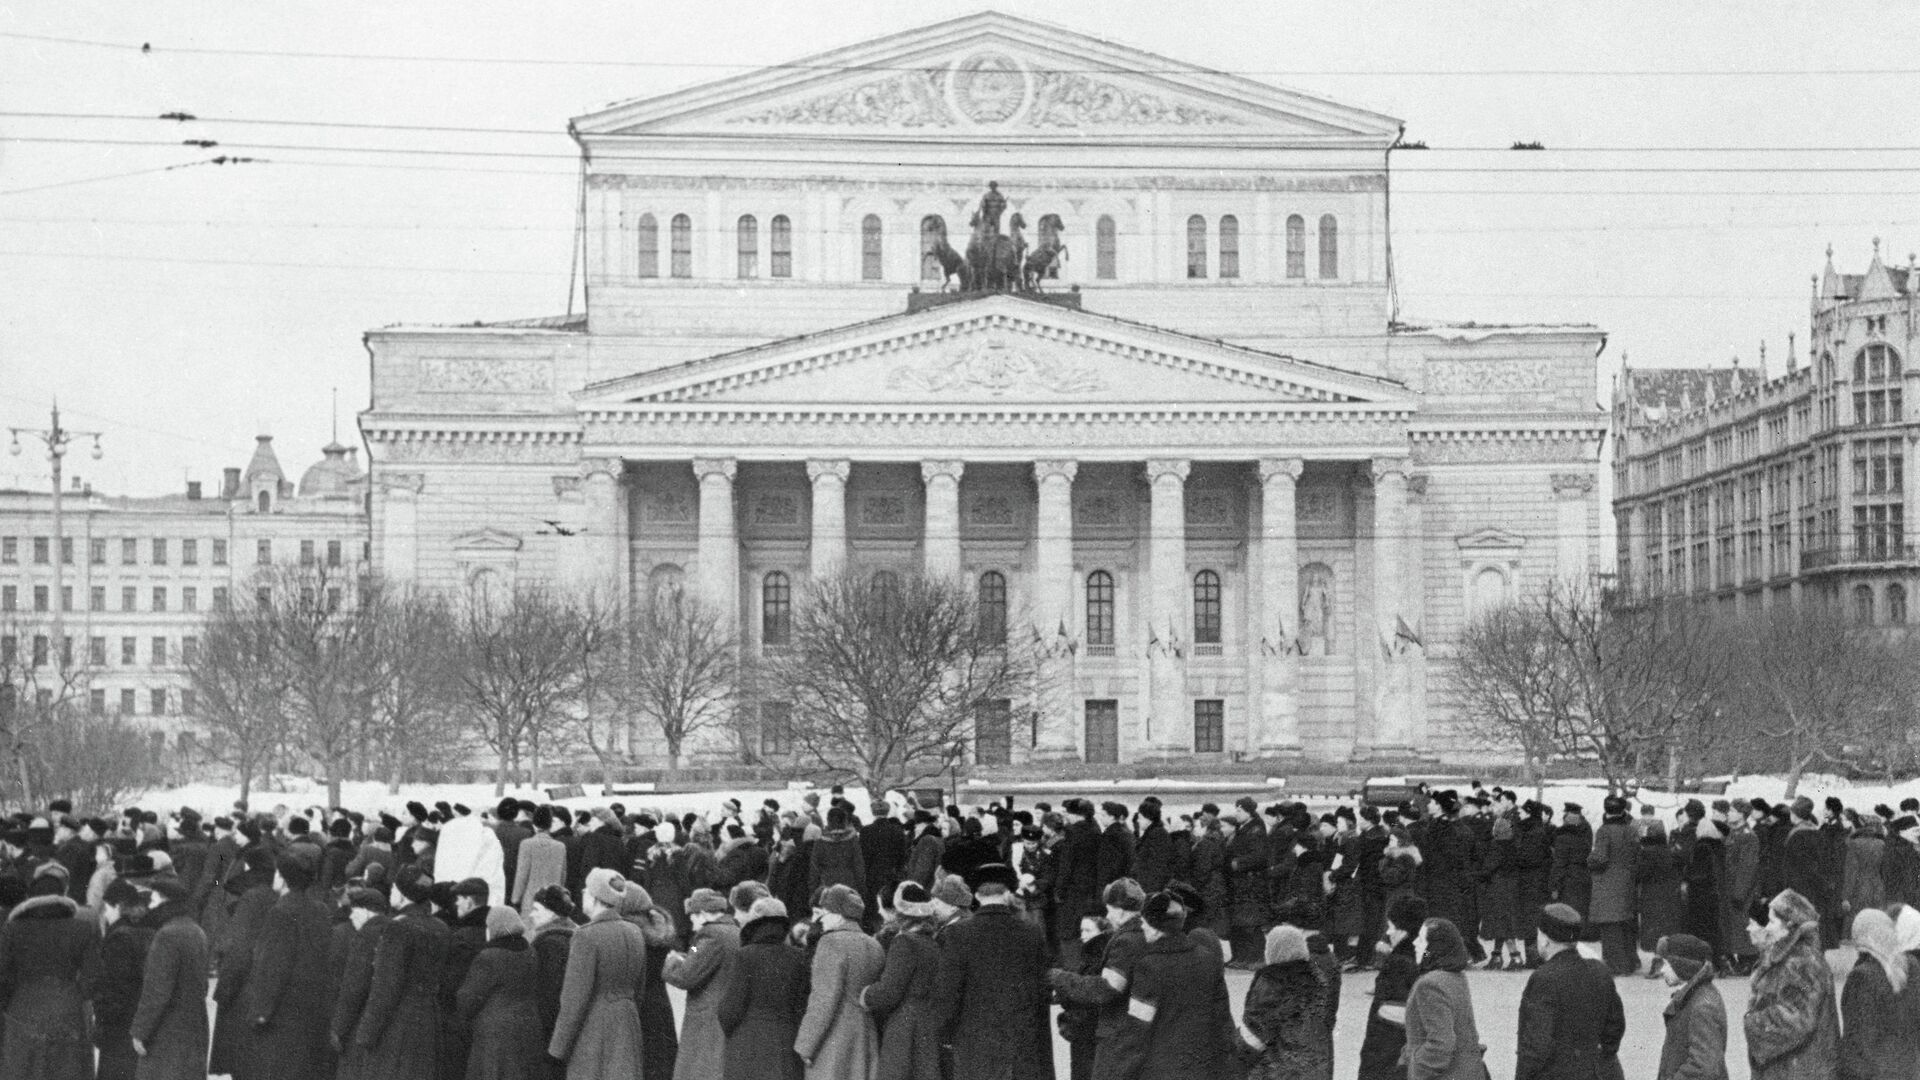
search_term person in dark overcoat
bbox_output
[1652,935,1727,1080]
[245,854,336,1080]
[547,868,649,1080]
[317,820,358,899]
[860,883,941,1080]
[1843,817,1887,922]
[167,815,208,903]
[860,804,908,921]
[130,878,210,1080]
[1515,904,1626,1080]
[1356,893,1424,1080]
[1187,815,1230,940]
[716,898,807,1080]
[210,847,277,1079]
[1099,890,1235,1080]
[1880,818,1920,910]
[440,880,493,1080]
[1745,889,1838,1080]
[455,906,545,1080]
[1780,800,1836,945]
[1478,814,1523,968]
[931,867,1053,1080]
[901,813,944,890]
[795,884,884,1080]
[614,882,680,1080]
[1353,807,1391,956]
[1055,913,1109,1080]
[193,817,241,933]
[331,887,391,1080]
[1681,818,1732,963]
[1095,803,1134,893]
[1053,801,1102,967]
[351,865,450,1080]
[1837,908,1914,1080]
[0,873,101,1080]
[1585,797,1639,975]
[525,887,577,1080]
[1637,820,1686,971]
[1399,916,1489,1080]
[1548,805,1593,917]
[95,879,158,1080]
[1513,803,1555,965]
[1048,878,1147,1080]
[1225,801,1271,967]
[811,806,869,900]
[1239,924,1332,1080]
[1418,794,1469,927]
[494,801,533,897]
[662,889,739,1080]
[1132,804,1172,895]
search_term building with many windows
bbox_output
[1614,243,1918,622]
[0,436,369,751]
[361,13,1607,768]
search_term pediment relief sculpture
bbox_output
[887,337,1105,396]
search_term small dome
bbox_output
[298,442,361,499]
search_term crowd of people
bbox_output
[0,781,1916,1079]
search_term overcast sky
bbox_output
[5,1,1919,495]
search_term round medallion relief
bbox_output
[952,52,1028,123]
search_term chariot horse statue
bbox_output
[964,182,1033,293]
[1022,213,1067,291]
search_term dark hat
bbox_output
[353,863,390,891]
[1141,891,1187,933]
[1893,816,1919,833]
[1903,798,1920,814]
[275,854,316,892]
[394,865,434,905]
[1730,799,1751,815]
[347,886,390,912]
[531,884,573,919]
[451,878,489,901]
[1602,795,1629,817]
[452,804,470,817]
[1711,799,1731,815]
[817,883,864,921]
[103,877,147,908]
[1658,934,1714,980]
[685,888,729,916]
[1683,799,1705,820]
[1387,892,1429,933]
[496,798,518,820]
[115,853,159,879]
[974,862,1020,893]
[149,877,189,904]
[1769,889,1819,927]
[286,816,310,836]
[1875,804,1895,820]
[1198,802,1220,817]
[1539,903,1583,943]
[1434,790,1460,814]
[329,818,353,839]
[47,799,72,815]
[213,815,235,831]
[931,875,973,909]
[406,801,429,822]
[434,801,452,819]
[531,806,553,831]
[372,826,394,844]
[237,818,263,844]
[1101,877,1146,912]
[1234,796,1259,815]
[1562,802,1583,816]
[1100,800,1128,819]
[1825,796,1844,817]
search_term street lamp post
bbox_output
[10,403,103,685]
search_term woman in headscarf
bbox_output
[1838,907,1915,1080]
[1238,923,1332,1080]
[1744,889,1839,1080]
[1477,815,1523,970]
[1636,819,1685,978]
[1399,918,1489,1080]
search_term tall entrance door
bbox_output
[1084,699,1120,764]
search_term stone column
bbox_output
[921,460,965,581]
[693,458,738,632]
[1370,457,1414,754]
[1257,458,1304,759]
[377,473,424,581]
[1553,473,1595,583]
[807,459,849,580]
[1146,459,1190,754]
[578,458,628,601]
[1032,460,1078,759]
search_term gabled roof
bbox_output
[572,11,1402,144]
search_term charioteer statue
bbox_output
[929,182,1066,294]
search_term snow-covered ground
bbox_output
[128,770,1917,822]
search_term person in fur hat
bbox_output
[1744,889,1838,1080]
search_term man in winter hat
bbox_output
[1517,903,1626,1080]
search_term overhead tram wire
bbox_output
[6,29,1920,77]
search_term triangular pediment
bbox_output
[451,527,523,553]
[1456,527,1527,551]
[574,12,1401,142]
[576,295,1411,413]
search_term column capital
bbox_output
[1407,474,1430,498]
[1552,472,1596,498]
[578,456,625,482]
[691,457,737,483]
[377,471,425,495]
[1258,457,1306,485]
[1370,456,1410,485]
[1144,458,1191,484]
[920,460,965,485]
[1034,459,1079,484]
[806,458,851,484]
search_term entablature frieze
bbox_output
[363,424,582,465]
[586,172,1388,195]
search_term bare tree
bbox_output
[759,570,1038,794]
[567,588,631,785]
[448,581,588,795]
[1731,602,1918,797]
[1447,599,1578,793]
[31,712,166,810]
[0,610,102,805]
[362,581,466,791]
[185,589,292,805]
[620,585,737,772]
[252,562,385,808]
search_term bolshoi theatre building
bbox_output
[360,13,1607,769]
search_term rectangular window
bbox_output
[182,636,198,664]
[1194,699,1225,753]
[181,539,197,566]
[152,538,167,565]
[89,586,103,612]
[88,538,105,565]
[60,537,72,565]
[121,586,136,612]
[121,637,135,665]
[759,702,793,756]
[182,587,197,612]
[771,216,793,278]
[257,539,272,566]
[0,586,12,612]
[256,587,272,608]
[150,689,167,717]
[32,586,47,613]
[0,637,13,666]
[88,637,105,666]
[60,637,72,669]
[180,689,196,716]
[975,699,1013,766]
[60,586,71,612]
[89,689,104,716]
[670,214,692,279]
[151,637,167,666]
[1084,699,1120,765]
[0,537,13,564]
[121,537,137,565]
[1218,216,1239,279]
[326,540,342,567]
[120,689,136,715]
[151,587,167,613]
[31,635,47,667]
[212,586,229,611]
[33,537,48,565]
[300,540,315,566]
[211,539,227,566]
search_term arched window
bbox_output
[1858,343,1902,382]
[469,567,501,613]
[670,213,693,278]
[1855,583,1876,624]
[636,213,659,279]
[1192,570,1223,644]
[1890,583,1908,625]
[736,215,758,278]
[1318,214,1339,279]
[861,214,884,281]
[1186,215,1208,279]
[1472,566,1510,616]
[977,571,1007,644]
[1218,216,1240,279]
[921,215,947,281]
[762,571,791,647]
[1086,570,1116,648]
[1095,215,1117,280]
[770,215,793,278]
[256,490,271,514]
[1285,214,1306,279]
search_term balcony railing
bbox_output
[1801,541,1920,570]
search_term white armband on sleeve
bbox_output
[1239,1023,1265,1051]
[1127,996,1157,1023]
[1102,968,1127,993]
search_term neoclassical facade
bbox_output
[360,13,1606,767]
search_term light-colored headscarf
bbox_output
[1264,924,1309,967]
[1852,908,1910,994]
[1894,904,1920,954]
